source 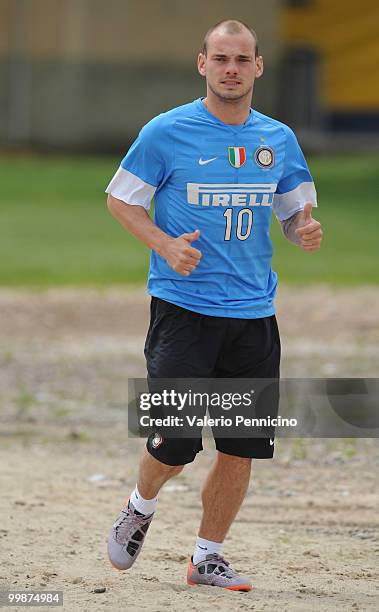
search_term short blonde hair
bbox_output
[202,20,259,57]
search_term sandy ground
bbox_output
[0,286,378,612]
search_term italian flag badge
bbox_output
[228,146,246,168]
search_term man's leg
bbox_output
[137,447,184,499]
[187,451,254,591]
[108,447,185,570]
[198,451,251,542]
[194,315,279,551]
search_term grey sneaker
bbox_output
[187,553,252,591]
[107,500,154,570]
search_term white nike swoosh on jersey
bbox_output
[270,438,275,446]
[198,157,218,165]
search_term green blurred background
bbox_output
[1,153,378,286]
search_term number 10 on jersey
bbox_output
[223,209,254,241]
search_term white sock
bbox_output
[130,484,157,515]
[192,537,222,565]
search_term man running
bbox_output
[105,19,322,591]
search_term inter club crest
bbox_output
[254,146,275,169]
[228,146,246,168]
[150,432,163,449]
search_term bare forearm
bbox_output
[107,194,172,256]
[106,194,202,275]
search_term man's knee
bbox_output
[216,451,252,468]
[163,463,185,475]
[143,447,185,474]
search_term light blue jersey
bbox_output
[106,98,317,318]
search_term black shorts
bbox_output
[144,297,281,464]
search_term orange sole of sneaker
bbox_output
[224,584,253,591]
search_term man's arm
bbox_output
[280,202,323,252]
[107,194,202,276]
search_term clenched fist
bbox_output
[161,229,202,276]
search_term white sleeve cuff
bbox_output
[273,182,317,221]
[105,167,156,210]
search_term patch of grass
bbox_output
[340,439,357,459]
[1,155,149,286]
[51,407,72,418]
[1,153,378,286]
[291,438,308,460]
[67,430,91,442]
[278,534,292,545]
[15,390,36,413]
[0,348,14,365]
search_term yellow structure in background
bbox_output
[283,0,379,111]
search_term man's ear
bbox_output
[197,53,206,77]
[255,55,264,79]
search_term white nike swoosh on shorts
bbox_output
[198,157,218,165]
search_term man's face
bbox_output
[197,29,263,103]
